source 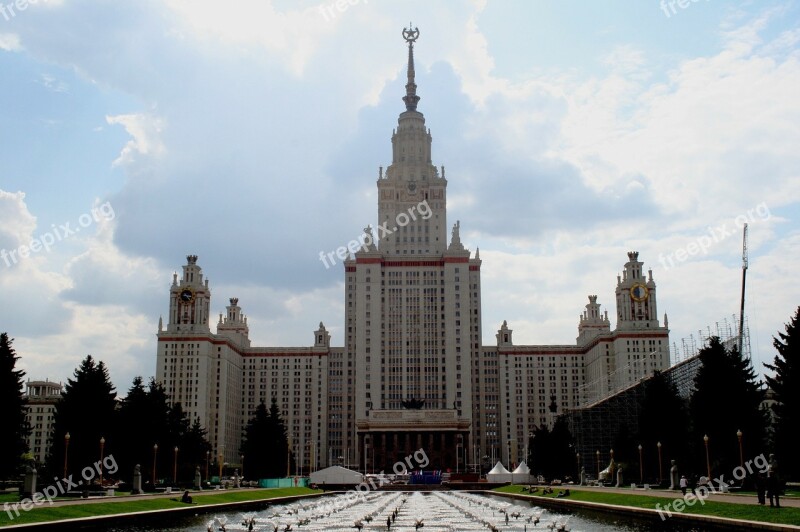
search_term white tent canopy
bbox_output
[512,462,530,475]
[309,466,363,486]
[487,461,512,483]
[511,461,532,484]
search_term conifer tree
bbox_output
[0,333,29,483]
[764,306,800,480]
[637,370,690,483]
[48,356,117,482]
[690,337,767,479]
[240,396,291,479]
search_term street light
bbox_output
[576,452,580,478]
[99,437,105,486]
[638,444,643,484]
[153,443,159,486]
[205,450,210,482]
[173,446,179,485]
[736,430,744,469]
[703,435,711,480]
[657,442,663,485]
[610,449,615,480]
[241,454,245,479]
[63,432,71,479]
[596,450,600,479]
[218,452,224,481]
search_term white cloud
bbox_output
[106,113,166,167]
[0,33,22,51]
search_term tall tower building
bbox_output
[153,27,672,475]
[344,26,480,473]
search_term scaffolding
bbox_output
[669,315,751,363]
[568,316,751,470]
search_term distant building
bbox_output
[24,380,62,464]
[155,28,671,471]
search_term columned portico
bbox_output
[356,409,470,473]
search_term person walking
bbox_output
[768,454,781,508]
[756,472,766,505]
[679,475,688,496]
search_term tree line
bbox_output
[527,307,800,483]
[1,339,293,486]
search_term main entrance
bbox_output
[356,409,471,473]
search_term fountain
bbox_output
[102,490,695,531]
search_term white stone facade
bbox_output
[154,31,670,472]
[24,380,62,464]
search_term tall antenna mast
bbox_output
[738,223,748,357]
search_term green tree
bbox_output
[690,337,767,480]
[48,356,117,484]
[0,333,29,483]
[116,377,209,486]
[529,417,575,480]
[240,397,291,479]
[764,306,800,481]
[637,370,690,484]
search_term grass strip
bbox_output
[0,487,319,527]
[494,485,800,526]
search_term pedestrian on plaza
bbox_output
[756,472,766,505]
[768,454,781,508]
[679,475,688,496]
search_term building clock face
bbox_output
[179,287,195,303]
[630,283,649,302]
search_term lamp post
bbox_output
[736,430,744,469]
[610,449,615,480]
[173,446,179,485]
[218,452,223,481]
[205,450,210,482]
[287,439,291,478]
[153,444,158,486]
[63,432,71,479]
[596,450,600,479]
[638,444,643,485]
[576,452,580,478]
[657,442,663,485]
[99,436,105,486]
[241,454,245,479]
[703,435,711,480]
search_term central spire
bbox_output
[402,24,420,112]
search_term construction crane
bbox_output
[738,223,748,358]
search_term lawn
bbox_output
[0,487,320,527]
[494,485,800,526]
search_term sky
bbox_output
[1,0,798,395]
